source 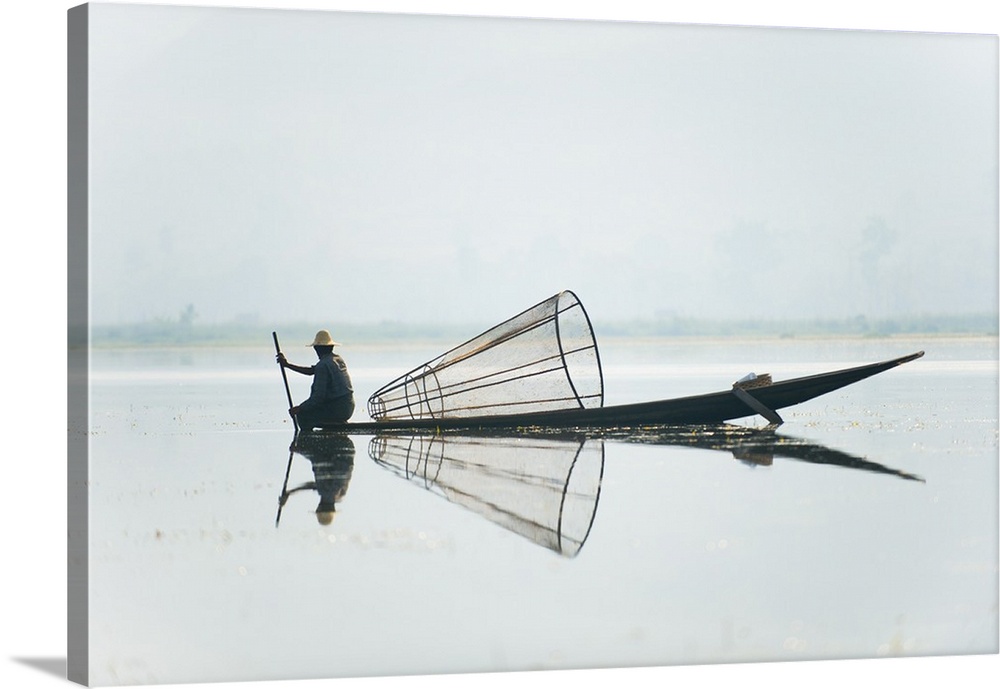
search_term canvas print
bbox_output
[68,2,998,686]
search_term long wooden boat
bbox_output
[316,350,924,433]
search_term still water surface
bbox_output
[85,336,998,686]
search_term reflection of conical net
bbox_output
[369,434,604,557]
[367,291,604,421]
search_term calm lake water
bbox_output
[83,336,998,686]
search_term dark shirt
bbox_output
[308,351,353,404]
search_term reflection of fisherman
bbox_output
[276,330,355,431]
[280,435,356,525]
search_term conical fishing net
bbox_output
[369,433,605,557]
[367,291,604,421]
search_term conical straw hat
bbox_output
[309,330,340,347]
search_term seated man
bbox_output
[277,330,355,431]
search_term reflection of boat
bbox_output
[306,291,924,432]
[524,424,925,482]
[291,425,918,553]
[369,434,605,557]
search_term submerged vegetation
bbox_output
[89,313,998,347]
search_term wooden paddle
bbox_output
[272,331,299,433]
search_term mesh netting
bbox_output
[369,434,604,557]
[367,291,604,421]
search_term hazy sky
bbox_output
[86,3,998,326]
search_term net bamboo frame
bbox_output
[367,291,604,421]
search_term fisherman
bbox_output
[276,329,355,431]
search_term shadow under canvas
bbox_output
[13,657,67,680]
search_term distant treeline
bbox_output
[87,321,490,347]
[86,313,998,347]
[600,313,999,339]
